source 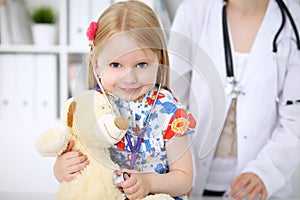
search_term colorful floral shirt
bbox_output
[97,87,196,200]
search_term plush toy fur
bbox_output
[36,91,173,200]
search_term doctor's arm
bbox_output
[235,48,300,199]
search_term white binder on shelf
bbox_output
[8,0,32,44]
[68,0,90,47]
[15,54,35,119]
[68,0,111,47]
[0,1,12,44]
[34,54,58,120]
[0,54,16,119]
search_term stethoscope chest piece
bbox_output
[225,76,243,98]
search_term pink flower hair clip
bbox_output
[86,21,98,46]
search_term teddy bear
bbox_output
[36,90,173,200]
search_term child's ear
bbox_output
[89,52,98,69]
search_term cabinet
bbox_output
[0,0,91,120]
[0,0,75,193]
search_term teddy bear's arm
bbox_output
[36,128,71,157]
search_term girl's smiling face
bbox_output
[94,34,159,101]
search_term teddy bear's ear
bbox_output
[61,98,75,127]
[67,101,77,128]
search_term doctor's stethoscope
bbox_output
[222,0,300,105]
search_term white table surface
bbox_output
[0,192,298,200]
[0,192,55,200]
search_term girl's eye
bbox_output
[137,62,148,69]
[110,63,121,68]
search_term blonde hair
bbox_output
[88,0,169,90]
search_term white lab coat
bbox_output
[169,0,300,198]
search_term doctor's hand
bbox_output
[230,172,267,200]
[53,140,89,182]
[117,169,152,200]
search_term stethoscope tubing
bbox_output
[222,0,234,78]
[222,0,300,103]
[273,0,300,52]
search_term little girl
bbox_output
[53,1,196,199]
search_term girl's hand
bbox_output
[117,169,151,200]
[230,172,267,200]
[53,140,89,182]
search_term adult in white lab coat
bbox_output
[169,0,300,199]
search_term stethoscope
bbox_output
[93,66,162,170]
[222,0,300,105]
[124,82,161,170]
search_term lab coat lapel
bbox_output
[201,0,225,78]
[202,1,233,111]
[241,0,279,86]
[200,0,227,87]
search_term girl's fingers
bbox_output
[120,174,136,188]
[60,151,82,161]
[66,156,89,173]
[123,177,142,200]
[62,153,87,166]
[64,140,74,153]
[65,172,80,182]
